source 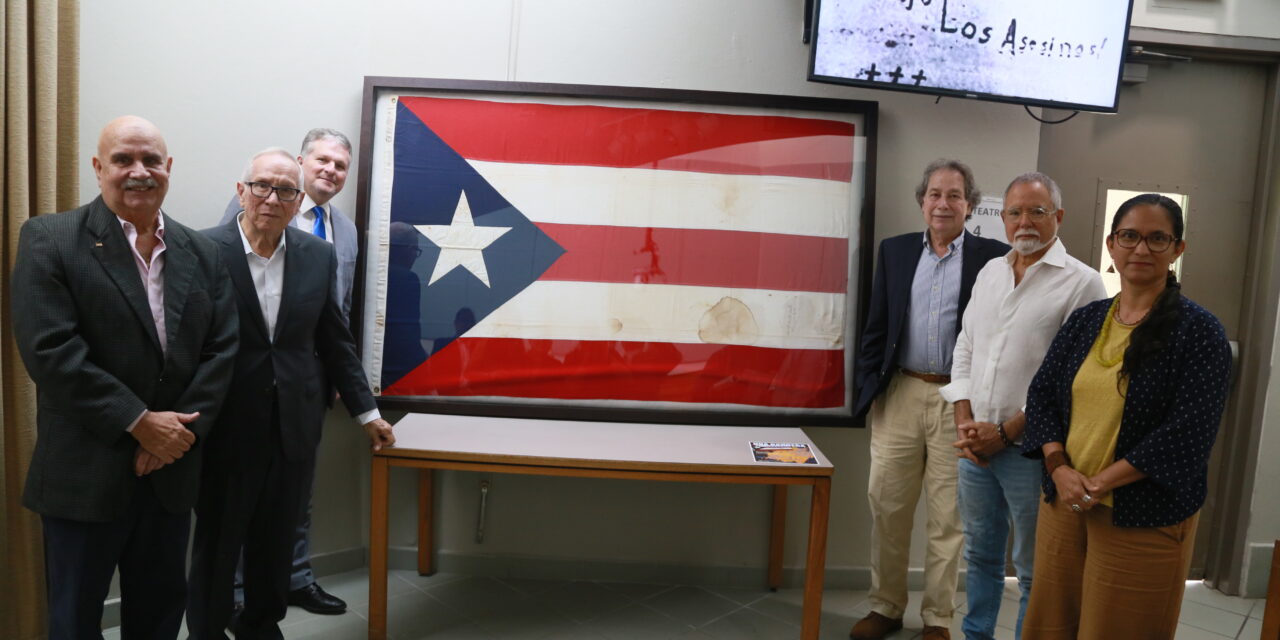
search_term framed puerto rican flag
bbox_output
[354,78,877,426]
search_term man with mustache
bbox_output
[187,147,394,639]
[851,159,1009,640]
[218,128,357,615]
[11,115,238,639]
[939,172,1106,640]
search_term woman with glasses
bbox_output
[1018,193,1232,638]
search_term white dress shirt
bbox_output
[939,239,1108,437]
[296,196,333,243]
[236,215,380,426]
[237,214,287,340]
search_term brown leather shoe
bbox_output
[921,625,951,640]
[849,611,904,639]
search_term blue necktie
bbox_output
[311,206,326,240]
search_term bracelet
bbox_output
[996,422,1015,448]
[1045,450,1071,475]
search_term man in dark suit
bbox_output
[849,159,1010,640]
[219,128,357,614]
[186,148,395,639]
[11,115,239,639]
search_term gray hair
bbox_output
[1004,171,1063,210]
[241,147,302,183]
[914,158,981,212]
[299,128,352,158]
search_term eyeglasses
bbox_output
[1112,229,1178,253]
[245,181,303,202]
[1002,207,1054,221]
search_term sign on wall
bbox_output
[965,195,1005,240]
[355,79,877,426]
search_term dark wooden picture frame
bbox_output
[353,76,878,426]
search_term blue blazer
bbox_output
[853,230,1009,420]
[1022,296,1232,527]
[222,195,358,324]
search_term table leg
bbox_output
[768,485,787,590]
[418,468,435,575]
[369,456,390,640]
[801,477,831,640]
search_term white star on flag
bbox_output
[415,191,512,287]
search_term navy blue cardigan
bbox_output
[1021,296,1231,527]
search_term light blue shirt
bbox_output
[899,231,964,375]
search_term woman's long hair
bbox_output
[1111,194,1185,387]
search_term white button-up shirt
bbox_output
[296,196,333,243]
[237,214,287,341]
[940,239,1107,437]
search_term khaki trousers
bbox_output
[866,372,962,626]
[1022,499,1198,639]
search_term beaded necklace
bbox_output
[1096,297,1145,367]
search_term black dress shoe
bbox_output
[287,582,347,614]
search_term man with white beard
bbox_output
[939,172,1106,640]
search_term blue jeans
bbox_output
[958,448,1042,640]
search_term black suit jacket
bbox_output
[853,230,1009,420]
[12,197,239,522]
[205,221,376,463]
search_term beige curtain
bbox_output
[2,1,78,637]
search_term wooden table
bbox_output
[369,413,834,639]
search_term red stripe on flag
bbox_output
[535,223,848,293]
[400,96,855,181]
[383,338,845,409]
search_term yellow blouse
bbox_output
[1065,312,1136,507]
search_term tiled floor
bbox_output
[104,571,1267,639]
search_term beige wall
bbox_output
[1131,0,1280,40]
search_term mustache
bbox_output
[122,178,159,189]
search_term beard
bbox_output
[1013,234,1054,255]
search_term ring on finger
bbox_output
[1070,503,1082,513]
[1082,494,1093,503]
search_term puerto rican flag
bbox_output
[364,95,857,411]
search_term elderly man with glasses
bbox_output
[218,129,359,617]
[939,172,1106,640]
[186,148,395,640]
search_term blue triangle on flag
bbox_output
[381,101,565,388]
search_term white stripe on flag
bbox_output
[468,160,851,238]
[465,281,845,350]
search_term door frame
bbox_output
[1125,27,1280,595]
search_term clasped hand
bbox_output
[1051,466,1104,512]
[953,421,1004,466]
[131,410,199,476]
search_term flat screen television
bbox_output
[809,0,1135,113]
